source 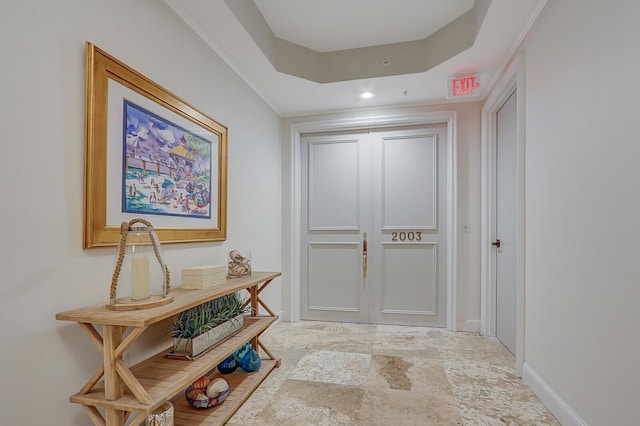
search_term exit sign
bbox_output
[447,74,481,99]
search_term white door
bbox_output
[300,125,447,326]
[495,90,518,354]
[300,130,371,323]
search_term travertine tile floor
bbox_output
[227,321,559,426]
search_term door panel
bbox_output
[496,90,518,354]
[372,126,447,326]
[309,141,359,230]
[308,242,362,313]
[301,131,370,323]
[380,242,437,315]
[381,134,437,229]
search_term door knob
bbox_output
[491,239,501,248]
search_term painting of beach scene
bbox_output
[122,100,215,219]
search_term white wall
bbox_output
[0,1,281,424]
[515,0,640,424]
[280,102,482,330]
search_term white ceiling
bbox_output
[164,0,546,117]
[254,0,475,53]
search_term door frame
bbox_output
[288,109,458,330]
[481,53,526,375]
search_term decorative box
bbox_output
[181,265,226,289]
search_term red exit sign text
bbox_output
[447,74,481,99]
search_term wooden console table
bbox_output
[56,271,281,426]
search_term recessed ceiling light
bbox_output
[360,91,374,99]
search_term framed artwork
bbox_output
[83,42,228,248]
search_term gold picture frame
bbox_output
[83,42,227,248]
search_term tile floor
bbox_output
[227,321,560,426]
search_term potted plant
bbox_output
[169,292,248,358]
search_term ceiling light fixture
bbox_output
[360,91,374,99]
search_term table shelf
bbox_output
[172,359,278,425]
[56,272,281,426]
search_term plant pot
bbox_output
[172,315,244,358]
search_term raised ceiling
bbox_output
[254,0,475,53]
[225,0,488,84]
[164,0,546,117]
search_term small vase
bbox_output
[233,342,251,362]
[217,355,239,374]
[240,349,261,372]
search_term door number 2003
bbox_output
[391,231,422,241]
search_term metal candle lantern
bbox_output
[107,218,173,310]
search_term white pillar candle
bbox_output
[131,257,150,300]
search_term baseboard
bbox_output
[460,319,481,333]
[275,309,288,322]
[522,363,587,426]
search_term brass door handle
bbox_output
[363,233,368,281]
[491,239,501,248]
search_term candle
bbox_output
[131,257,150,300]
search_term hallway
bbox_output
[228,321,558,425]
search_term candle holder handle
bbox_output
[108,218,172,309]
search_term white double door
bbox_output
[300,125,447,326]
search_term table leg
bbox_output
[250,285,259,350]
[104,325,125,425]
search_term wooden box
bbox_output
[181,265,226,289]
